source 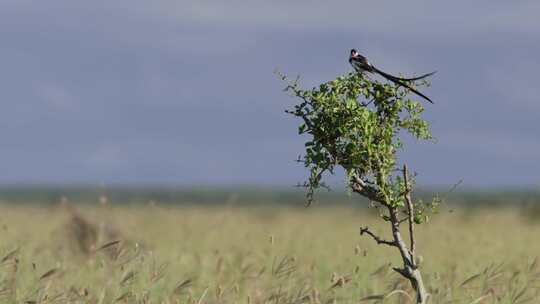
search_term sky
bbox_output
[0,0,539,187]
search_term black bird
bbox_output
[348,49,435,103]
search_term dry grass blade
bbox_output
[111,246,128,261]
[45,292,65,302]
[1,248,19,263]
[324,297,337,304]
[265,285,285,303]
[531,272,540,282]
[486,262,506,281]
[370,263,390,276]
[197,287,209,304]
[115,291,132,302]
[117,251,140,267]
[67,286,86,301]
[296,294,311,303]
[172,279,193,295]
[0,286,13,297]
[241,263,253,274]
[215,256,224,275]
[512,285,528,304]
[151,262,169,283]
[529,257,537,272]
[272,256,297,278]
[256,266,266,278]
[329,275,352,290]
[510,271,521,282]
[119,271,137,286]
[384,289,413,301]
[468,294,492,304]
[97,240,121,251]
[359,294,385,302]
[492,262,506,274]
[461,273,482,287]
[486,272,504,282]
[291,285,312,303]
[271,286,300,304]
[39,268,59,281]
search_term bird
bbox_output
[348,49,435,103]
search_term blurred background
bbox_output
[1,0,539,190]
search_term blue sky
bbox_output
[0,1,539,187]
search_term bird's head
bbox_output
[350,49,359,58]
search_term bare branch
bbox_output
[360,226,396,247]
[387,206,414,267]
[398,217,409,225]
[403,164,416,263]
[392,267,412,280]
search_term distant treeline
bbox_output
[0,186,539,208]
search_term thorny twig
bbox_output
[360,226,396,247]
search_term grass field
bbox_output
[1,202,539,303]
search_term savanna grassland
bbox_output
[0,201,539,303]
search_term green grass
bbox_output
[0,203,539,303]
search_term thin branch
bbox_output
[392,267,412,280]
[350,176,388,206]
[403,164,416,264]
[387,206,414,267]
[398,217,409,225]
[360,226,396,247]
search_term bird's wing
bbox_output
[350,57,376,73]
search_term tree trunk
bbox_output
[388,206,428,304]
[410,268,428,304]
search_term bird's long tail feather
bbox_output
[373,67,436,82]
[373,67,434,104]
